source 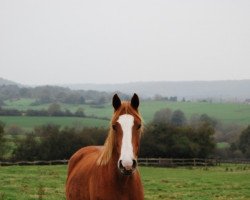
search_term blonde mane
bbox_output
[97,102,143,166]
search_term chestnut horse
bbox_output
[66,94,144,200]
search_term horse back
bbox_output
[66,146,103,200]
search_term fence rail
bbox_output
[218,159,250,164]
[1,158,250,167]
[138,158,218,167]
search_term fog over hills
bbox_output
[1,77,250,102]
[65,80,250,101]
[0,77,19,86]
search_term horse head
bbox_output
[111,93,143,176]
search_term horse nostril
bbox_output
[118,160,123,169]
[132,159,137,169]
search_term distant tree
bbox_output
[95,96,106,105]
[19,88,31,98]
[79,96,85,104]
[34,124,60,138]
[0,99,5,106]
[239,125,250,158]
[140,113,216,158]
[0,121,6,159]
[152,108,172,124]
[154,94,163,101]
[171,110,186,126]
[75,108,85,117]
[193,123,216,158]
[190,113,219,129]
[37,126,103,160]
[64,109,73,117]
[141,123,199,158]
[140,123,176,157]
[0,108,22,116]
[47,103,62,116]
[6,124,23,135]
[200,114,218,128]
[169,96,177,102]
[14,134,40,161]
[26,109,49,116]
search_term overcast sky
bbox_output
[0,0,250,85]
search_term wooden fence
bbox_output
[218,159,250,164]
[138,158,218,167]
[1,158,250,167]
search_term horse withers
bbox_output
[66,94,144,200]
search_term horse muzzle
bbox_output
[118,159,137,176]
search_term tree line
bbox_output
[0,108,250,161]
[0,85,129,105]
[13,125,107,161]
[140,109,216,158]
[0,103,85,117]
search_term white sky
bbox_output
[0,0,250,85]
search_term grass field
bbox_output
[140,101,250,126]
[0,116,109,131]
[1,98,250,130]
[0,164,250,200]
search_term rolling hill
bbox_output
[1,77,250,102]
[0,77,19,86]
[65,80,250,101]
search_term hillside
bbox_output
[65,80,250,101]
[1,77,250,102]
[0,77,19,86]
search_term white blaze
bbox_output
[117,114,134,168]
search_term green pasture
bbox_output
[0,164,250,200]
[4,99,49,111]
[3,98,110,114]
[2,98,250,130]
[216,142,230,149]
[140,101,250,126]
[0,116,108,131]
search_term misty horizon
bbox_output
[2,76,250,87]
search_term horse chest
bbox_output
[90,173,143,200]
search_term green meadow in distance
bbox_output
[1,98,250,130]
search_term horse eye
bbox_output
[112,125,117,131]
[137,124,141,130]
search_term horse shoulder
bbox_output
[67,146,103,175]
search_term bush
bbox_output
[140,123,215,158]
[13,134,40,161]
[13,125,108,161]
[0,121,6,159]
[239,125,250,158]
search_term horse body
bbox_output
[66,94,144,200]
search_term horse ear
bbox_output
[131,93,139,110]
[112,94,121,111]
